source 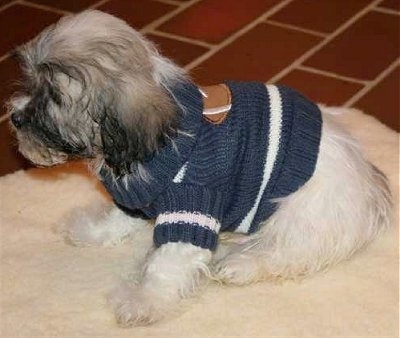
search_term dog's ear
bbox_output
[99,88,179,176]
[99,108,148,176]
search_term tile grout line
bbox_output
[140,0,202,34]
[372,6,400,16]
[297,65,369,85]
[0,53,10,63]
[18,0,72,15]
[153,0,185,6]
[0,0,18,12]
[0,113,11,124]
[90,0,110,9]
[265,19,328,37]
[147,30,214,49]
[344,58,400,107]
[184,0,296,71]
[268,0,384,83]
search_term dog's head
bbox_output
[8,10,185,176]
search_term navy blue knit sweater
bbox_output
[100,81,322,250]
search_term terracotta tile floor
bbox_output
[0,0,399,176]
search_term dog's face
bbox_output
[9,10,183,176]
[9,62,98,167]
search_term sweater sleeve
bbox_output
[153,184,224,251]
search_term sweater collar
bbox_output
[100,80,203,208]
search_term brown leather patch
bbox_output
[200,84,231,125]
[203,112,227,124]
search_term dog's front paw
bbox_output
[108,282,168,327]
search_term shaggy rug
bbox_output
[1,108,398,337]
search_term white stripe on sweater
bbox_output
[173,162,188,183]
[235,85,283,233]
[156,211,221,233]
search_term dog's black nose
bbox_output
[11,113,26,129]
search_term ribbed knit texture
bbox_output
[100,80,322,250]
[154,184,223,249]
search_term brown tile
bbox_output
[190,23,321,85]
[26,0,99,12]
[378,0,400,11]
[159,0,282,44]
[305,11,399,81]
[0,4,61,56]
[0,0,14,7]
[0,57,22,116]
[279,69,363,106]
[0,122,31,176]
[146,33,208,67]
[98,0,176,29]
[354,66,399,131]
[270,0,374,33]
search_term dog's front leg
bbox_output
[109,242,212,327]
[60,203,151,247]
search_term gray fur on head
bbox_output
[9,10,187,176]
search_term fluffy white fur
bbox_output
[213,112,392,284]
[59,203,150,247]
[108,243,211,326]
[9,10,392,327]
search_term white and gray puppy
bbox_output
[8,10,392,327]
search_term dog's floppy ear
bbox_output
[99,84,179,177]
[99,108,148,177]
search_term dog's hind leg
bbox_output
[58,202,152,247]
[213,114,391,284]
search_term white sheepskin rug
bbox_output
[1,108,398,337]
